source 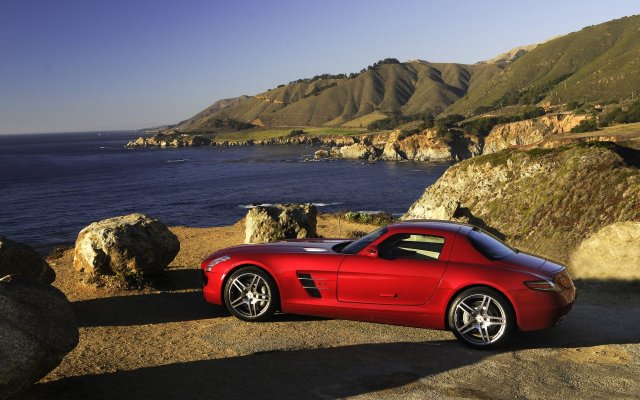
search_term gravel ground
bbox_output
[19,216,640,400]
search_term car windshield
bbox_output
[340,226,388,254]
[468,228,516,260]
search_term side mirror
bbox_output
[362,245,378,258]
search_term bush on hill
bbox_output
[287,129,304,137]
[367,112,435,131]
[598,99,640,127]
[571,117,599,133]
[461,107,546,136]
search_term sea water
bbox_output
[0,131,448,252]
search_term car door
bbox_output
[337,231,453,306]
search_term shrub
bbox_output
[571,118,599,133]
[343,211,393,225]
[565,100,581,111]
[287,129,304,137]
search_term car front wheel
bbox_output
[224,267,278,322]
[448,287,515,349]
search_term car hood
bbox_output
[217,239,348,256]
[498,252,565,274]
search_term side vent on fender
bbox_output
[297,272,322,298]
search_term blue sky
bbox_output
[0,0,638,134]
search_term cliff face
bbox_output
[483,114,586,154]
[379,130,482,162]
[403,142,640,261]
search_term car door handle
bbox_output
[379,293,398,298]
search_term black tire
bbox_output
[447,287,515,349]
[223,266,278,322]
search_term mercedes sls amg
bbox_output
[200,221,575,348]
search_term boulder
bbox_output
[245,204,318,244]
[73,213,180,280]
[568,222,640,280]
[338,143,377,160]
[0,275,78,399]
[314,149,329,158]
[0,236,54,284]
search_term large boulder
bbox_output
[245,204,318,244]
[73,213,180,280]
[568,222,640,280]
[0,237,54,284]
[0,275,78,399]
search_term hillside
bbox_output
[403,142,640,262]
[448,15,640,115]
[174,61,502,131]
[176,96,251,131]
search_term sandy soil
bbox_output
[19,215,640,399]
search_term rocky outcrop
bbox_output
[127,129,479,163]
[568,222,640,280]
[404,142,640,261]
[245,204,318,244]
[379,130,483,162]
[0,275,78,399]
[338,143,380,160]
[128,133,212,148]
[483,113,587,154]
[0,236,55,284]
[127,132,364,149]
[73,214,180,281]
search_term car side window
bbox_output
[378,233,445,261]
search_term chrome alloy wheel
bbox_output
[227,272,272,318]
[453,294,507,345]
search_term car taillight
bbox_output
[524,270,574,292]
[553,270,574,289]
[524,279,561,291]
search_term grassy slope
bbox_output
[208,127,369,141]
[446,15,640,115]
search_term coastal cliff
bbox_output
[403,142,640,261]
[483,113,586,154]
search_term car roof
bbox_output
[386,219,473,234]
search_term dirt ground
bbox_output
[20,215,640,399]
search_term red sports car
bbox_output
[200,220,575,348]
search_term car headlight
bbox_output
[205,255,230,272]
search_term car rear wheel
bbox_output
[448,287,515,349]
[224,267,278,322]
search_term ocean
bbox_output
[0,131,448,252]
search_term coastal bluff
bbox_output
[403,142,640,263]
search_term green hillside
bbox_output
[175,61,502,131]
[447,15,640,115]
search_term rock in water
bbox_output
[568,222,640,280]
[73,213,180,280]
[0,237,55,284]
[0,275,78,399]
[245,204,318,243]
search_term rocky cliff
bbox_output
[403,142,640,261]
[482,113,586,154]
